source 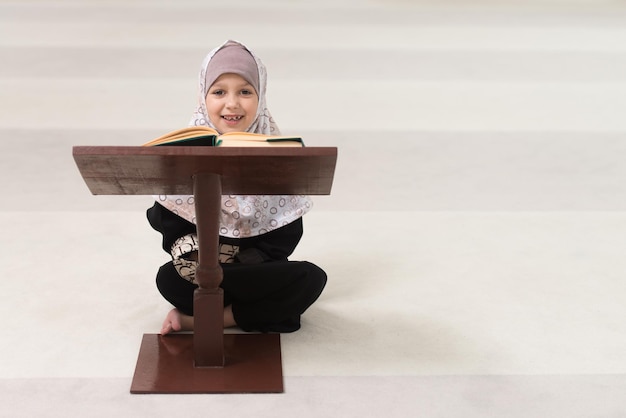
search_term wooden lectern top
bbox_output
[72,146,338,196]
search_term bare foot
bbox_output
[161,308,194,335]
[223,304,236,328]
[160,306,237,335]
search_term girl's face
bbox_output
[205,73,259,133]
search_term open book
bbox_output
[143,126,304,147]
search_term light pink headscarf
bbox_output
[189,39,278,135]
[204,41,259,104]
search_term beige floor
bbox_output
[2,1,626,417]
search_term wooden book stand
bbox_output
[73,146,337,393]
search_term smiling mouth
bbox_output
[222,115,243,121]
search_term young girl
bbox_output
[147,40,327,335]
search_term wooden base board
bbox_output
[130,333,283,394]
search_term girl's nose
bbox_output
[225,94,239,108]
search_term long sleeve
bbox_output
[146,202,197,254]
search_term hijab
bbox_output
[154,40,312,238]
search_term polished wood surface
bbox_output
[73,146,337,196]
[130,334,284,394]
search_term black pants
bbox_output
[156,260,327,333]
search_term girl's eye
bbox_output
[211,90,225,96]
[241,89,253,96]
